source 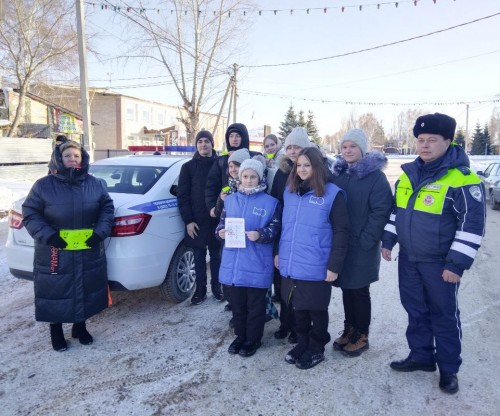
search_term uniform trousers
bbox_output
[398,250,462,373]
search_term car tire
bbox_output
[491,192,500,211]
[160,244,196,303]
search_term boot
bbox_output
[333,322,354,351]
[50,323,67,352]
[72,321,93,345]
[341,330,369,357]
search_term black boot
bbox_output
[50,323,67,352]
[72,321,93,345]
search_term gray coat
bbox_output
[331,152,393,289]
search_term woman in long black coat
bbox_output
[331,129,393,357]
[22,140,114,351]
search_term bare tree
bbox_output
[357,113,385,148]
[111,0,252,143]
[0,0,78,137]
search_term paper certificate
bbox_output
[59,229,93,250]
[225,217,246,248]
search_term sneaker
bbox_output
[295,350,325,370]
[212,284,225,302]
[190,291,207,305]
[238,340,262,357]
[274,327,289,339]
[341,331,369,357]
[228,336,245,354]
[285,344,307,364]
[288,331,298,344]
[224,303,232,312]
[333,323,354,351]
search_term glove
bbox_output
[48,234,67,249]
[85,233,102,248]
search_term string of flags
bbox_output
[85,0,454,16]
[239,89,500,107]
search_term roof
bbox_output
[13,89,99,126]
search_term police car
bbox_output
[5,155,196,303]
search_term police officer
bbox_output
[382,113,486,394]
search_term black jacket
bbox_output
[22,145,114,323]
[331,152,393,289]
[177,150,220,249]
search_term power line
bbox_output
[241,12,500,68]
[239,89,500,107]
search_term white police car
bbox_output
[5,155,196,303]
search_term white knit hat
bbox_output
[228,148,250,164]
[340,129,368,155]
[284,127,311,150]
[239,158,264,181]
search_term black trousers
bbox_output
[341,285,371,335]
[278,273,295,331]
[295,309,331,354]
[231,286,268,343]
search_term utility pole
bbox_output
[232,63,238,122]
[212,74,233,148]
[465,103,469,152]
[76,0,93,160]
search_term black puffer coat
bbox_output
[22,145,114,323]
[331,151,393,289]
[177,150,220,249]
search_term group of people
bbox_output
[23,112,486,395]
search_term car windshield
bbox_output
[90,165,167,195]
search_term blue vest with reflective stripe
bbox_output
[279,183,341,281]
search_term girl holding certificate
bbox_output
[216,159,281,358]
[277,147,350,369]
[22,140,114,352]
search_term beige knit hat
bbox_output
[284,127,311,150]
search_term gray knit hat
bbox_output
[284,127,310,150]
[228,148,251,165]
[340,128,368,155]
[239,158,264,181]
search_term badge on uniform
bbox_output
[423,195,435,206]
[469,185,483,202]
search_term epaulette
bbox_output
[456,166,471,175]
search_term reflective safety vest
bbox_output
[396,167,481,215]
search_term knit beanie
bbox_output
[228,148,250,165]
[239,158,264,181]
[340,128,368,155]
[413,113,456,141]
[284,127,310,150]
[195,130,214,146]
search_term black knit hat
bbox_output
[413,113,456,141]
[195,130,214,146]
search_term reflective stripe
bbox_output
[455,230,482,245]
[450,241,477,259]
[384,223,397,234]
[389,213,396,221]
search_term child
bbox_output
[214,148,250,218]
[217,158,281,357]
[277,147,350,369]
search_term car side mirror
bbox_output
[170,184,178,196]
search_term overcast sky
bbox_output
[85,0,500,137]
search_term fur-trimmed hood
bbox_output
[333,151,388,179]
[278,155,294,174]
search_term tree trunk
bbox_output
[8,82,29,137]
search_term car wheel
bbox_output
[160,245,196,303]
[491,192,500,210]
